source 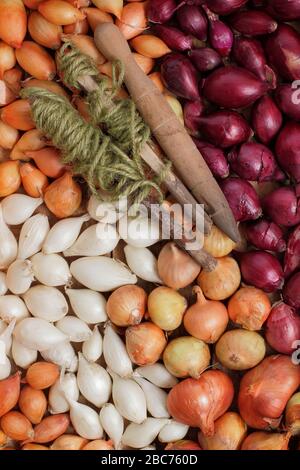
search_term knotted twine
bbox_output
[22,41,170,204]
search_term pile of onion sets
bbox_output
[0,0,300,452]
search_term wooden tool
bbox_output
[94,23,240,244]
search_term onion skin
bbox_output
[0,373,21,418]
[285,392,300,435]
[161,53,200,100]
[189,48,221,73]
[148,286,187,331]
[221,178,262,222]
[241,432,290,450]
[38,0,86,26]
[251,95,282,145]
[18,386,47,425]
[203,225,236,258]
[229,10,277,36]
[216,329,266,370]
[275,122,300,183]
[284,225,300,278]
[183,286,229,343]
[204,7,233,57]
[15,42,56,81]
[265,302,300,355]
[205,0,248,15]
[228,286,271,331]
[28,147,66,179]
[197,111,252,148]
[0,0,27,48]
[26,362,60,390]
[275,84,300,121]
[0,411,34,441]
[193,139,229,179]
[106,285,147,327]
[197,256,241,301]
[167,370,234,436]
[157,242,200,290]
[1,99,35,131]
[283,272,300,309]
[238,355,300,430]
[0,161,21,197]
[228,142,279,182]
[267,0,300,21]
[239,251,284,293]
[184,100,205,135]
[177,4,208,41]
[31,414,70,444]
[265,24,300,80]
[44,172,82,218]
[203,66,269,109]
[20,163,49,198]
[147,0,177,24]
[163,336,211,378]
[243,219,286,253]
[232,37,276,88]
[165,440,201,450]
[125,322,167,366]
[28,12,62,50]
[154,25,194,52]
[262,187,300,227]
[198,412,247,450]
[51,434,88,450]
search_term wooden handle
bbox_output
[94,23,240,243]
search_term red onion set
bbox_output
[148,0,300,449]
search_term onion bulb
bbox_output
[203,225,236,258]
[20,163,49,198]
[228,286,271,330]
[0,0,27,48]
[124,245,162,284]
[18,386,47,425]
[238,355,300,430]
[15,42,56,81]
[167,370,234,436]
[38,0,86,25]
[163,336,211,378]
[0,205,18,269]
[0,161,21,198]
[26,362,59,391]
[116,2,147,40]
[70,256,137,292]
[44,173,82,218]
[148,286,187,331]
[241,432,290,450]
[28,11,62,49]
[106,285,147,327]
[0,411,33,441]
[157,242,201,289]
[125,322,167,366]
[216,329,266,370]
[91,0,123,19]
[197,256,241,300]
[183,286,228,343]
[198,412,247,450]
[0,41,16,79]
[285,392,300,436]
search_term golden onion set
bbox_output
[0,0,299,452]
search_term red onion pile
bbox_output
[148,0,300,327]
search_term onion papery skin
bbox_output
[238,355,300,430]
[167,370,234,436]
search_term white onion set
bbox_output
[0,196,196,450]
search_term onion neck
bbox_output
[193,285,208,306]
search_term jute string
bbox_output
[22,42,170,204]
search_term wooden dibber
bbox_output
[94,23,240,244]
